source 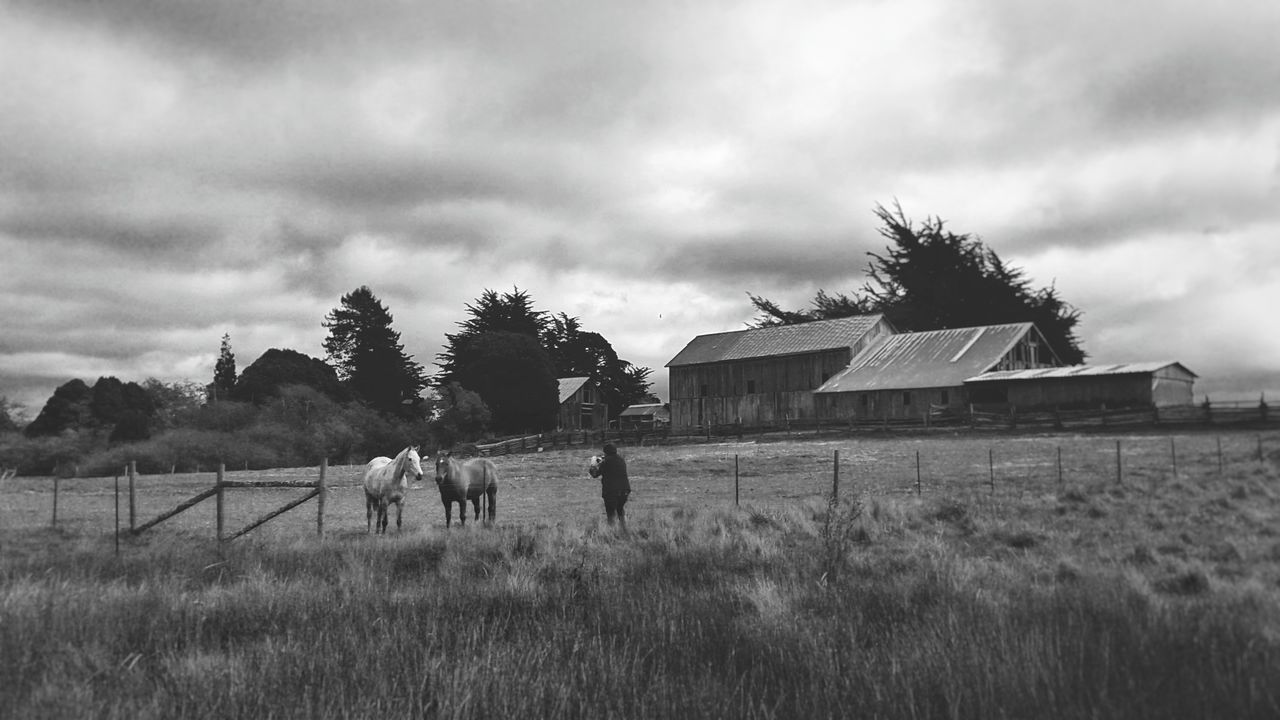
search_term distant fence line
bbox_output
[471,400,1275,457]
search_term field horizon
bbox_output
[3,429,1279,718]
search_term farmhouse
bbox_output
[811,323,1062,421]
[963,361,1198,409]
[556,377,607,431]
[665,315,895,427]
[618,403,670,430]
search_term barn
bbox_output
[556,377,607,431]
[963,361,1198,409]
[618,403,671,431]
[665,315,895,428]
[812,323,1062,420]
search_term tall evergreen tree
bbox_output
[323,286,427,416]
[749,203,1085,363]
[213,333,237,401]
[543,312,655,419]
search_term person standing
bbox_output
[589,443,630,529]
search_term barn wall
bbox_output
[815,386,966,421]
[669,348,854,427]
[972,367,1196,410]
[1152,366,1196,407]
[558,384,608,430]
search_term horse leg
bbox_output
[395,499,403,532]
[379,501,390,534]
[443,501,452,528]
[487,487,497,524]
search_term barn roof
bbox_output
[814,323,1040,393]
[620,403,669,418]
[557,377,590,404]
[665,315,888,367]
[965,361,1197,383]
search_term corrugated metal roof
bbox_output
[620,403,668,417]
[665,315,887,367]
[557,377,590,404]
[965,361,1197,383]
[814,323,1037,393]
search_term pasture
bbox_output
[3,429,1280,718]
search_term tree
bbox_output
[436,288,548,383]
[427,382,492,447]
[24,379,93,437]
[543,312,655,419]
[323,286,427,416]
[213,333,237,401]
[233,348,350,405]
[0,396,25,434]
[448,331,559,434]
[749,203,1086,363]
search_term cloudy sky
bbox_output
[2,0,1278,416]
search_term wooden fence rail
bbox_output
[124,459,328,543]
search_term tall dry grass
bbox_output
[4,481,1279,719]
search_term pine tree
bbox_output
[749,203,1086,363]
[322,286,427,416]
[213,333,237,401]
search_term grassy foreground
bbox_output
[4,470,1280,719]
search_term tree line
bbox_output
[0,287,656,476]
[0,204,1089,476]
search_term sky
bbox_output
[2,0,1279,419]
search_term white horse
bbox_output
[363,446,424,534]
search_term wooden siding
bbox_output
[670,348,854,427]
[813,332,1054,421]
[991,365,1197,409]
[557,382,608,430]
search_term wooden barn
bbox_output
[963,361,1197,409]
[812,323,1062,420]
[556,377,607,431]
[618,403,671,431]
[665,315,895,429]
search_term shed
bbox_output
[556,377,607,431]
[666,315,895,428]
[964,361,1197,409]
[813,323,1062,420]
[618,403,670,430]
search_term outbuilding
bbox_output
[556,377,607,431]
[618,403,671,430]
[666,315,895,428]
[963,361,1197,409]
[812,323,1062,420]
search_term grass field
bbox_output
[3,429,1279,718]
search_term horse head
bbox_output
[405,445,424,483]
[434,451,452,485]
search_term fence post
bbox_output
[216,463,225,541]
[988,448,995,493]
[834,450,841,501]
[128,460,137,532]
[735,454,740,507]
[317,458,327,538]
[1057,446,1063,488]
[915,450,921,496]
[114,471,120,556]
[52,475,59,527]
[1170,436,1177,480]
[1115,440,1122,485]
[1260,434,1266,463]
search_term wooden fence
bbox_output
[120,459,328,543]
[462,400,1276,458]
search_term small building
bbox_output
[618,403,670,430]
[666,315,895,428]
[557,377,607,431]
[963,361,1197,409]
[813,323,1062,420]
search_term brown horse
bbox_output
[433,452,498,527]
